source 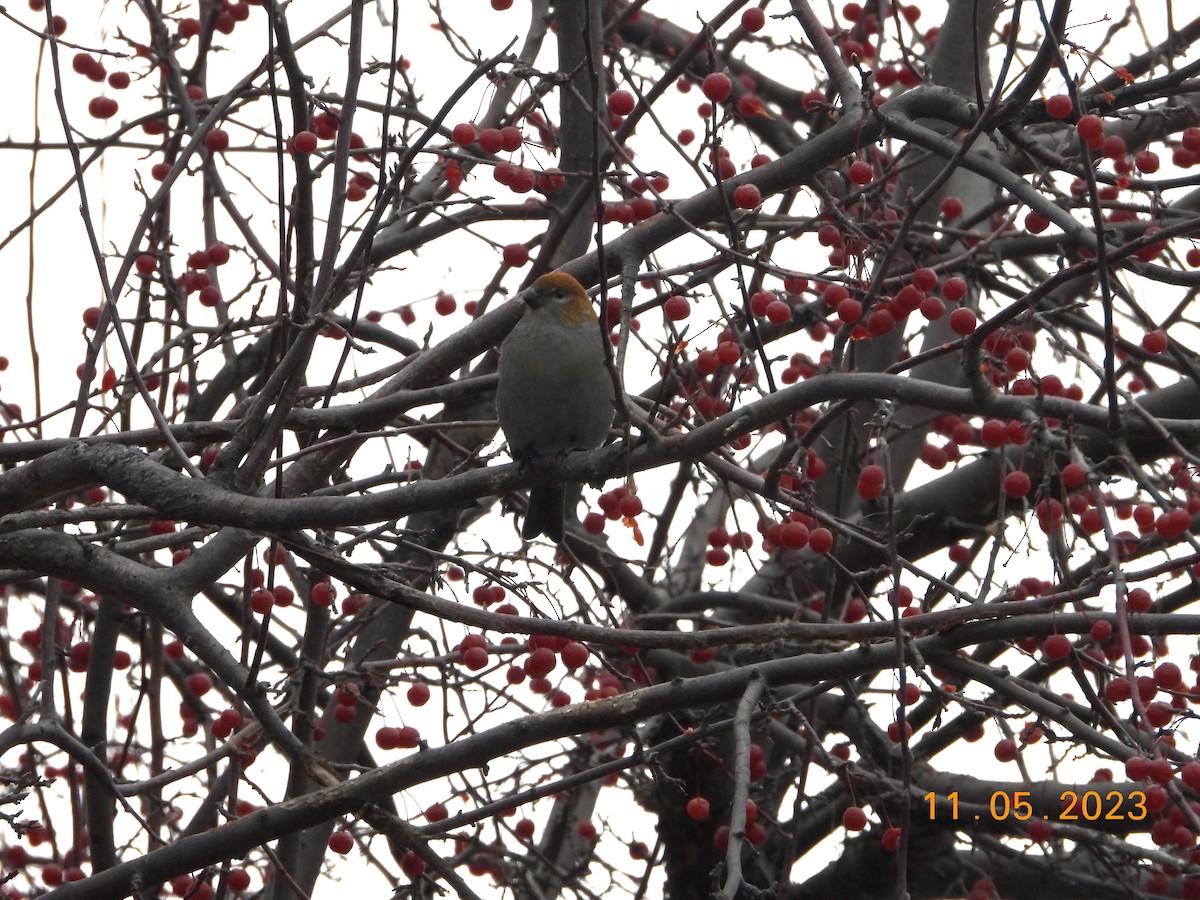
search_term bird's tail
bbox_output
[523,485,565,542]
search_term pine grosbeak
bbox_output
[497,272,614,541]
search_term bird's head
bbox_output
[523,272,597,327]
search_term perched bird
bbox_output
[497,272,615,541]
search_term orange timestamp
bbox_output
[925,789,1149,822]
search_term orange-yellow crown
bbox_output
[531,271,587,298]
[527,271,596,325]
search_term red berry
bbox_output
[451,122,476,146]
[1045,94,1072,119]
[72,52,96,77]
[857,464,885,500]
[778,521,809,549]
[374,726,400,749]
[206,241,230,266]
[690,646,716,664]
[867,309,895,335]
[746,291,774,318]
[502,243,529,267]
[706,547,730,566]
[68,641,90,672]
[1135,150,1160,174]
[515,818,536,840]
[912,267,939,291]
[842,806,868,831]
[1123,588,1152,619]
[1148,757,1174,784]
[765,299,791,324]
[808,527,833,554]
[83,306,103,329]
[608,90,635,116]
[246,586,272,614]
[560,641,589,669]
[940,196,963,218]
[686,796,710,820]
[881,826,902,851]
[948,307,977,335]
[733,183,761,209]
[462,646,489,670]
[500,127,523,152]
[618,494,643,517]
[328,830,354,854]
[1183,762,1200,791]
[310,582,333,606]
[1025,210,1050,233]
[664,295,690,320]
[919,296,945,320]
[1042,634,1071,660]
[205,128,230,152]
[1141,330,1168,354]
[476,128,504,153]
[701,73,732,103]
[227,869,251,891]
[406,683,430,706]
[434,293,456,316]
[401,850,425,878]
[88,96,119,119]
[848,160,873,185]
[836,298,862,323]
[1105,678,1133,703]
[1155,508,1190,540]
[941,276,968,302]
[392,725,419,748]
[897,683,921,705]
[824,281,849,305]
[1003,470,1031,498]
[582,511,606,534]
[1076,114,1103,143]
[994,738,1017,762]
[979,418,1007,447]
[1154,661,1182,688]
[185,672,213,697]
[1060,462,1086,489]
[1027,820,1053,842]
[293,130,318,154]
[524,647,556,678]
[198,285,221,307]
[741,8,766,31]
